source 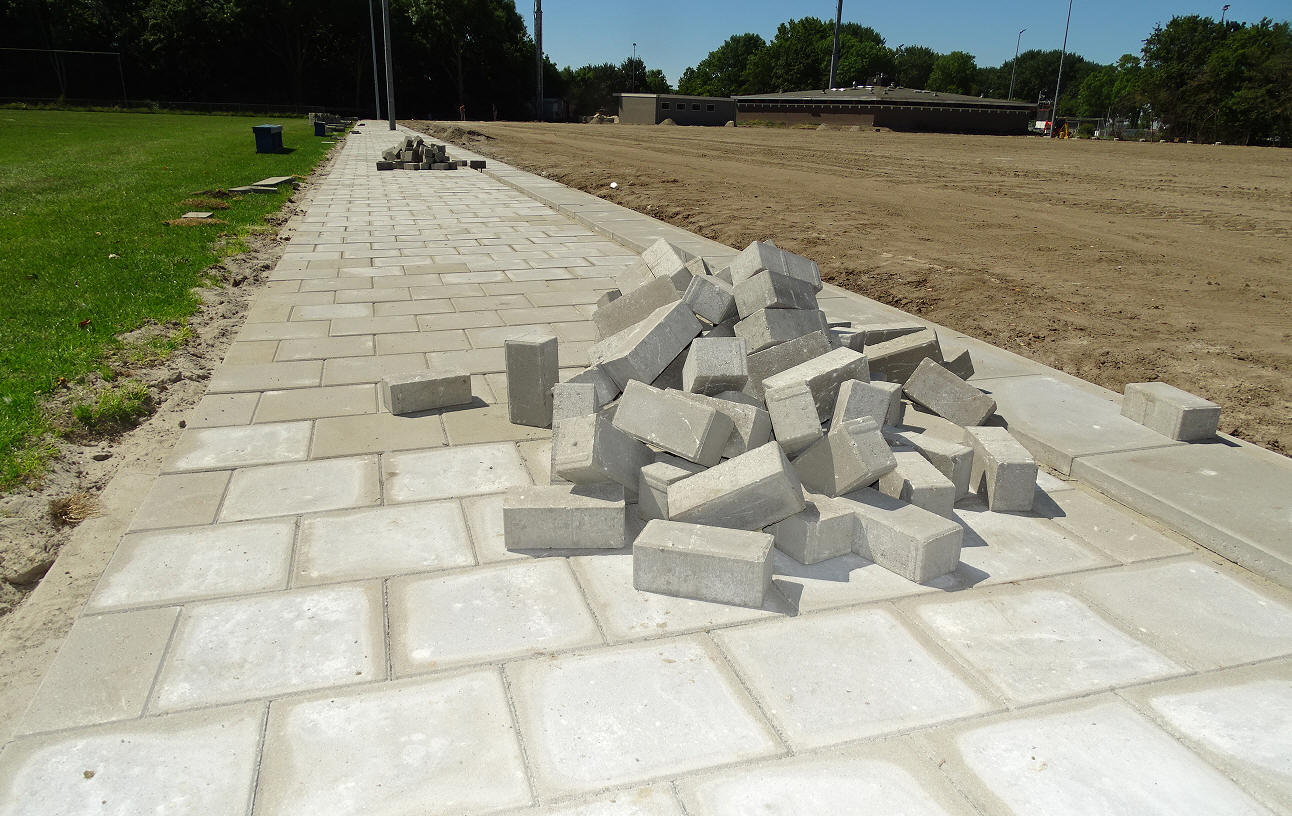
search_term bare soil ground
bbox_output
[411,121,1291,454]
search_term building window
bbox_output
[691,103,701,111]
[661,102,670,110]
[706,104,715,111]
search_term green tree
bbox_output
[894,45,940,89]
[745,17,834,91]
[1075,54,1145,125]
[1205,18,1292,144]
[926,51,977,95]
[677,33,766,96]
[833,23,893,86]
[1141,14,1232,139]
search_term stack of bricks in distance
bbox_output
[375,135,476,171]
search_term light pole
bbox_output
[632,42,637,91]
[1050,0,1073,137]
[1008,28,1026,100]
[535,0,543,121]
[368,0,382,120]
[1220,4,1230,23]
[380,0,395,130]
[828,0,844,89]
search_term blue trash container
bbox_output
[314,120,327,137]
[252,124,284,153]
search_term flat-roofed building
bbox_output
[735,86,1033,134]
[616,93,737,126]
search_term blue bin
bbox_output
[252,124,284,153]
[314,120,327,137]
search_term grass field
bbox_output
[0,110,332,487]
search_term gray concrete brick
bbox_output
[638,459,704,521]
[593,276,680,338]
[903,358,996,426]
[866,328,943,384]
[762,346,870,422]
[612,380,735,466]
[962,426,1037,512]
[728,241,822,292]
[1122,382,1220,441]
[619,239,696,293]
[765,382,824,455]
[734,270,820,318]
[590,301,703,388]
[633,519,775,608]
[675,390,773,458]
[735,308,830,354]
[832,379,902,428]
[503,483,626,550]
[830,321,926,351]
[877,450,957,517]
[942,348,975,379]
[791,416,897,497]
[704,316,739,338]
[651,346,689,390]
[841,488,963,582]
[767,494,860,565]
[595,288,622,308]
[744,330,833,399]
[668,441,806,530]
[682,337,749,395]
[682,274,737,324]
[380,370,472,415]
[567,363,620,407]
[552,382,599,423]
[552,413,653,496]
[505,334,559,427]
[885,428,975,499]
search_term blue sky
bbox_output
[528,1,1289,85]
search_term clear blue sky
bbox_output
[528,1,1289,85]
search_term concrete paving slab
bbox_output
[13,607,178,735]
[88,519,294,611]
[185,392,260,428]
[1073,442,1292,587]
[274,335,374,361]
[506,636,780,797]
[320,352,429,386]
[975,375,1180,474]
[219,455,380,522]
[223,339,280,365]
[390,559,602,673]
[1035,486,1193,562]
[713,608,992,749]
[1066,560,1292,669]
[0,704,263,816]
[384,442,532,502]
[505,786,683,815]
[165,421,312,472]
[770,550,938,612]
[907,586,1183,704]
[443,403,552,445]
[254,671,529,816]
[128,470,229,531]
[208,361,323,393]
[253,384,376,422]
[310,411,445,457]
[152,582,383,712]
[938,698,1272,816]
[462,493,527,565]
[295,501,474,585]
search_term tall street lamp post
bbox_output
[1008,28,1026,100]
[368,0,382,120]
[380,0,395,130]
[1050,0,1073,137]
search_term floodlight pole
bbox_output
[1220,4,1230,24]
[1050,0,1073,137]
[535,0,543,121]
[380,0,395,130]
[828,0,844,89]
[368,0,382,120]
[1008,28,1026,100]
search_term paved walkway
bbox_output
[1,124,1290,816]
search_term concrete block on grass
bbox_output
[734,270,819,318]
[866,328,942,384]
[682,337,749,395]
[380,370,471,415]
[840,488,962,583]
[638,459,704,521]
[552,414,653,497]
[744,330,833,399]
[505,335,558,428]
[902,358,996,427]
[675,390,773,459]
[593,277,679,338]
[590,301,702,389]
[612,380,735,466]
[962,426,1037,512]
[791,416,897,497]
[765,382,824,455]
[832,379,902,428]
[762,346,870,422]
[885,428,974,500]
[682,275,737,325]
[503,483,626,550]
[1122,382,1220,441]
[633,519,774,608]
[877,450,957,518]
[767,494,859,565]
[668,442,806,530]
[735,308,830,354]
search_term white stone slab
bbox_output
[165,421,312,472]
[951,700,1272,816]
[1039,487,1191,562]
[219,456,380,522]
[152,583,383,711]
[910,587,1183,704]
[461,493,527,564]
[0,704,262,816]
[770,550,937,612]
[86,520,294,612]
[506,636,779,796]
[384,443,532,502]
[295,501,474,585]
[510,787,683,816]
[253,671,530,816]
[389,559,602,673]
[714,608,991,749]
[1068,560,1292,669]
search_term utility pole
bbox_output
[1050,0,1073,137]
[1220,3,1230,24]
[632,42,638,91]
[380,0,395,130]
[1008,28,1026,100]
[368,0,382,120]
[828,0,843,89]
[534,0,543,121]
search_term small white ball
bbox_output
[609,181,618,189]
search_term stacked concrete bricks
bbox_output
[376,136,456,171]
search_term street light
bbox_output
[368,0,382,120]
[380,0,395,130]
[1221,4,1230,23]
[1050,0,1073,137]
[1008,27,1027,100]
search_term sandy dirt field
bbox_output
[410,121,1291,454]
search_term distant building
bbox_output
[734,86,1033,134]
[615,93,737,126]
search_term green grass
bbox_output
[0,110,332,487]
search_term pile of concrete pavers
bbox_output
[377,135,480,171]
[379,237,1219,610]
